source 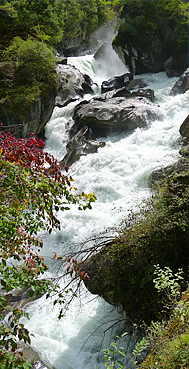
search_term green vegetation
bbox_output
[0,37,57,118]
[103,266,189,369]
[0,0,115,130]
[140,266,189,368]
[0,0,115,48]
[103,331,148,368]
[83,159,189,324]
[113,0,188,50]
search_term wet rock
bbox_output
[94,88,132,100]
[73,96,164,138]
[131,88,154,102]
[165,53,188,78]
[94,87,154,102]
[169,68,189,96]
[149,159,189,187]
[127,79,147,90]
[180,115,189,143]
[55,64,94,108]
[59,126,106,167]
[15,342,54,369]
[82,74,95,95]
[101,72,133,94]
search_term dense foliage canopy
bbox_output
[0,0,115,47]
[115,0,189,49]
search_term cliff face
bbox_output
[112,0,188,77]
[0,91,56,138]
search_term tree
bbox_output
[0,130,96,368]
[0,37,58,119]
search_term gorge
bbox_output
[0,1,189,368]
[21,44,189,368]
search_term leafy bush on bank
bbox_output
[0,131,96,367]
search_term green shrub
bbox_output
[0,37,57,117]
[140,269,189,369]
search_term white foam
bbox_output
[22,54,189,369]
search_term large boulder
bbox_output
[169,68,189,96]
[113,36,188,78]
[73,96,164,138]
[55,64,94,108]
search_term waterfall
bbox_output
[22,51,189,369]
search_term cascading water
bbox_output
[22,48,189,369]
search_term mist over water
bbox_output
[23,44,189,369]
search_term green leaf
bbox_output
[117,360,124,368]
[118,349,126,357]
[111,342,118,349]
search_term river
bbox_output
[22,45,189,369]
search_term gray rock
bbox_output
[55,64,94,108]
[94,87,154,102]
[94,88,132,101]
[16,342,54,369]
[59,126,106,167]
[131,88,154,102]
[127,79,147,90]
[0,91,56,138]
[180,114,189,142]
[169,68,189,96]
[55,64,85,107]
[149,158,189,187]
[101,72,133,94]
[73,96,164,138]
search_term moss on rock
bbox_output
[0,37,58,137]
[82,160,189,324]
